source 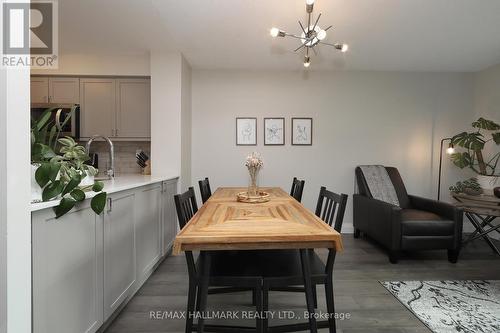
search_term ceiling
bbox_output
[59,0,500,72]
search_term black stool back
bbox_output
[315,186,348,232]
[198,177,212,204]
[290,177,305,202]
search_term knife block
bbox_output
[142,160,151,175]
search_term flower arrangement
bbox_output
[245,152,263,196]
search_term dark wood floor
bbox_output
[105,234,500,333]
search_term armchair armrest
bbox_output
[408,195,464,250]
[353,194,402,250]
[408,195,463,222]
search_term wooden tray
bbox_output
[236,191,270,203]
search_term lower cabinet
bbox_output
[135,183,162,286]
[32,201,104,333]
[32,178,178,333]
[162,179,178,255]
[103,190,136,320]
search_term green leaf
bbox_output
[92,181,104,192]
[35,163,51,188]
[451,152,472,169]
[493,132,500,145]
[53,197,76,218]
[48,163,61,182]
[451,132,485,150]
[472,117,500,131]
[62,174,81,196]
[91,192,107,215]
[42,180,64,201]
[35,108,53,131]
[70,188,86,202]
[48,125,57,148]
[58,136,75,148]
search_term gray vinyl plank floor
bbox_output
[105,235,500,333]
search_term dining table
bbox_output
[173,187,343,333]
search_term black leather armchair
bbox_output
[353,166,463,263]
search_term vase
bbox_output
[247,168,260,197]
[477,175,500,196]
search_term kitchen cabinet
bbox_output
[49,77,80,104]
[80,78,116,138]
[32,177,178,333]
[32,202,104,333]
[135,183,162,286]
[30,77,80,104]
[103,190,136,320]
[116,78,151,139]
[31,77,49,103]
[162,179,178,255]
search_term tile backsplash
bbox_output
[84,141,150,176]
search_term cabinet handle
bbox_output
[115,128,119,136]
[107,198,113,213]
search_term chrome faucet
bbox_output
[85,135,115,178]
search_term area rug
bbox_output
[381,280,500,333]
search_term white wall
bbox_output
[30,52,150,76]
[473,63,500,239]
[150,51,183,178]
[191,70,474,231]
[0,67,32,333]
[0,68,7,333]
[181,56,192,191]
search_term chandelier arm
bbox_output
[324,25,333,31]
[311,46,318,56]
[284,33,307,40]
[298,21,307,36]
[318,41,338,47]
[307,12,311,31]
[311,13,322,32]
[294,43,306,52]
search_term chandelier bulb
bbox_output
[303,56,311,68]
[341,44,349,52]
[317,29,326,41]
[306,0,315,5]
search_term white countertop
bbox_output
[31,174,179,211]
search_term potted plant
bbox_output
[450,117,500,194]
[31,107,107,218]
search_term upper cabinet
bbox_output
[30,77,80,104]
[49,77,80,104]
[30,77,49,103]
[116,79,151,139]
[80,78,116,138]
[31,76,151,140]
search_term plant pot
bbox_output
[31,164,43,203]
[79,171,95,187]
[476,175,500,195]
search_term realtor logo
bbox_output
[1,0,58,68]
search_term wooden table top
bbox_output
[173,187,343,254]
[452,192,500,217]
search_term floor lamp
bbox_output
[437,137,455,200]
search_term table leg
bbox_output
[468,213,500,256]
[300,249,318,333]
[197,251,211,333]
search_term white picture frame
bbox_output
[236,117,257,145]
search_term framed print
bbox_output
[291,118,313,145]
[236,117,257,145]
[264,118,285,145]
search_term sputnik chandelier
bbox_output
[270,0,348,68]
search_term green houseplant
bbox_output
[31,107,107,218]
[450,117,500,193]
